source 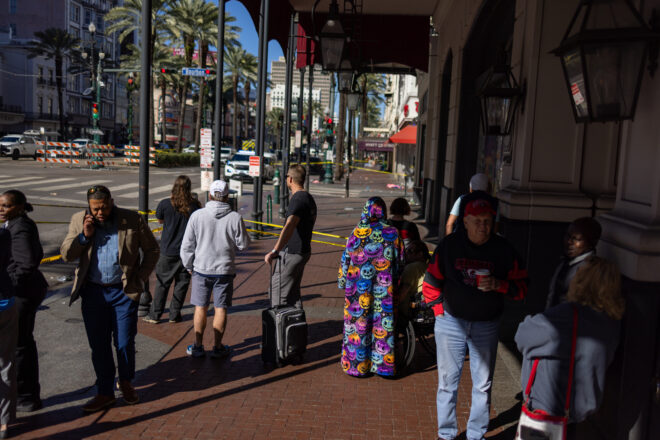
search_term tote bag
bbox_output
[515,306,578,440]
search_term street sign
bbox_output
[182,67,211,77]
[295,130,302,148]
[200,128,212,147]
[200,147,213,168]
[200,170,213,191]
[249,156,261,177]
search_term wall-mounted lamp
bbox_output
[552,0,659,123]
[477,62,524,136]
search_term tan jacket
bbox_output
[60,207,160,305]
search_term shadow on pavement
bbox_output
[12,320,343,439]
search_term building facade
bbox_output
[414,1,660,438]
[0,0,121,142]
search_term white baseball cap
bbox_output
[469,173,489,192]
[209,179,228,197]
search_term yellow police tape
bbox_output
[242,219,348,240]
[246,228,344,248]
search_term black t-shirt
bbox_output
[156,198,200,256]
[286,190,317,254]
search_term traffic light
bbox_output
[204,69,215,75]
[324,117,334,143]
[92,102,99,120]
[127,74,134,87]
[159,67,176,74]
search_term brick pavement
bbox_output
[10,169,520,439]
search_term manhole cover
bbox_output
[65,318,83,324]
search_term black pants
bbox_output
[15,289,46,404]
[149,255,190,319]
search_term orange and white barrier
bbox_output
[124,158,156,165]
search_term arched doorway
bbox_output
[454,0,515,198]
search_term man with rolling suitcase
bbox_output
[264,164,317,308]
[262,164,316,366]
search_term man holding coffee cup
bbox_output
[423,198,528,440]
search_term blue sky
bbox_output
[225,0,284,73]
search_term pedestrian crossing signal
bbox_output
[92,103,99,120]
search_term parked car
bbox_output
[225,151,275,181]
[71,138,94,156]
[0,134,39,160]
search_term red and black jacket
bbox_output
[422,231,528,321]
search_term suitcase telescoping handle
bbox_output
[269,255,281,306]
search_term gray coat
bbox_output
[515,302,620,422]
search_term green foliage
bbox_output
[155,152,200,167]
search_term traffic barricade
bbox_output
[124,145,156,165]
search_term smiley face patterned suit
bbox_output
[338,197,404,377]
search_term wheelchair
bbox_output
[395,290,437,374]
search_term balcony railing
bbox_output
[0,104,23,113]
[25,112,59,121]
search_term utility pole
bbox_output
[214,0,226,180]
[252,0,270,237]
[138,0,152,221]
[280,13,296,217]
[305,65,313,190]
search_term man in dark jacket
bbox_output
[61,185,159,413]
[423,198,528,440]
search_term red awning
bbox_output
[389,125,417,144]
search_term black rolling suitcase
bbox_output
[261,257,307,366]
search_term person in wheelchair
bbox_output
[396,240,430,321]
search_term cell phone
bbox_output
[86,208,100,226]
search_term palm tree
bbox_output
[105,0,170,47]
[224,45,248,151]
[27,28,80,140]
[357,73,386,137]
[241,52,258,141]
[266,107,284,150]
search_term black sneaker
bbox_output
[209,345,232,359]
[168,314,182,323]
[16,399,43,412]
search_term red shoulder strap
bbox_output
[524,305,579,412]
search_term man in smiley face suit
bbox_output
[423,198,528,440]
[61,185,159,413]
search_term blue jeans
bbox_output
[81,283,138,396]
[434,312,499,440]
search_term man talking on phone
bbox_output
[60,185,159,413]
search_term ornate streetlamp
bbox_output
[552,0,659,122]
[476,61,523,136]
[318,0,345,70]
[81,22,105,144]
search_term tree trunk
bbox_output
[193,42,209,152]
[55,56,66,140]
[160,76,167,146]
[244,80,250,140]
[334,92,347,180]
[232,75,238,150]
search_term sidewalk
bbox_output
[15,169,521,439]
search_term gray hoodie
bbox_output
[515,302,620,423]
[180,200,250,276]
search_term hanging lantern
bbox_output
[477,63,523,136]
[552,0,658,122]
[347,93,360,111]
[319,0,345,71]
[338,59,355,93]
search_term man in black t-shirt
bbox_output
[264,164,317,308]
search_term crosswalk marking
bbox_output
[3,177,75,188]
[33,179,112,192]
[118,184,173,198]
[75,182,138,194]
[0,176,47,186]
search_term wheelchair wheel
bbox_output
[417,326,436,358]
[395,319,416,374]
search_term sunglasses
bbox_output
[87,185,111,197]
